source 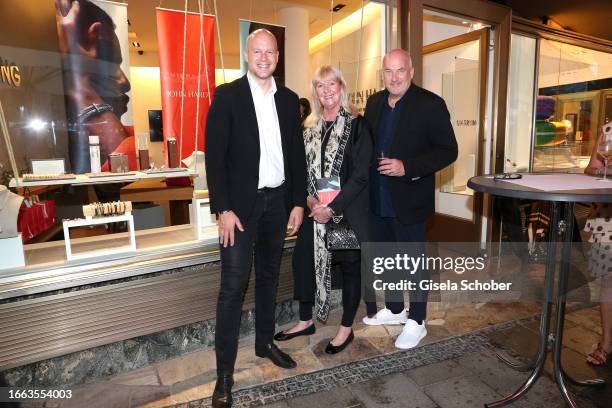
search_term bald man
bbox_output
[205,29,307,407]
[363,49,458,349]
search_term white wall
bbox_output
[309,5,384,113]
[538,39,612,88]
[423,21,471,46]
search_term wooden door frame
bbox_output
[398,0,512,243]
[422,28,489,242]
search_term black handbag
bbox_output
[326,219,360,250]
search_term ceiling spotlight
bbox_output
[473,23,483,29]
[462,21,468,25]
[332,4,346,12]
[132,41,141,48]
[28,119,47,132]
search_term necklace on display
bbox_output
[0,190,8,213]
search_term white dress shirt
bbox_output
[247,71,285,189]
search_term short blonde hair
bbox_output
[305,65,356,127]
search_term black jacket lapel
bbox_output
[394,84,417,138]
[369,90,386,142]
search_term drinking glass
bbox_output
[597,134,612,181]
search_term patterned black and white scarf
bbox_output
[303,107,353,321]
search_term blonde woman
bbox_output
[274,66,372,353]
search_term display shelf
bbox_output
[0,224,299,299]
[0,234,25,270]
[63,213,136,260]
[190,197,217,240]
[9,169,196,188]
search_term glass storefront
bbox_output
[2,0,610,275]
[0,0,396,274]
[505,34,612,173]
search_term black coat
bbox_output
[205,76,307,219]
[293,115,373,301]
[326,116,373,243]
[364,84,458,224]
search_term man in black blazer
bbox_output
[205,29,307,408]
[363,49,457,349]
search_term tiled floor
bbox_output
[25,299,611,408]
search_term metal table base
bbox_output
[485,202,605,408]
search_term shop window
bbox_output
[1,0,395,272]
[533,39,612,172]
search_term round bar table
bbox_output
[468,174,612,408]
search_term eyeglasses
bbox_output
[493,173,522,180]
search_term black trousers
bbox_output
[365,215,428,322]
[215,186,287,376]
[298,255,361,327]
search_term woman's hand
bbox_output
[585,128,607,176]
[310,206,333,224]
[307,196,322,212]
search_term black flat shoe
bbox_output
[255,343,297,369]
[212,373,234,408]
[274,324,315,341]
[325,330,354,354]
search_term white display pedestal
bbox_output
[62,213,136,260]
[0,234,25,270]
[190,198,217,240]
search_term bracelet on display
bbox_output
[77,103,114,123]
[82,201,133,218]
[22,173,76,181]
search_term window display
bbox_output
[0,185,23,237]
[505,35,611,174]
[63,201,136,260]
[534,40,611,172]
[0,0,399,276]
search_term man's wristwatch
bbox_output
[77,102,114,123]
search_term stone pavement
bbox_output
[164,307,608,408]
[23,301,610,408]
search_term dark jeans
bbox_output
[298,256,361,327]
[365,215,428,322]
[215,186,287,376]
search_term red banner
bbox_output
[156,9,215,164]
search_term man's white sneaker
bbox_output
[362,308,408,326]
[394,319,427,349]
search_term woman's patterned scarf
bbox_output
[302,107,353,321]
